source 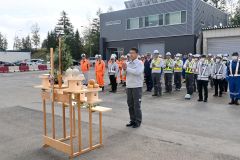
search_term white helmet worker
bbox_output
[166,52,171,56]
[95,54,99,59]
[216,54,222,59]
[153,50,160,54]
[176,53,181,57]
[81,53,86,58]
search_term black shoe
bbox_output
[235,100,239,105]
[101,87,104,92]
[126,121,135,127]
[213,94,218,97]
[229,99,235,105]
[152,94,158,97]
[132,123,141,128]
[198,99,203,102]
[218,94,222,97]
[204,99,208,102]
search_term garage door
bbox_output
[139,43,165,54]
[208,37,240,55]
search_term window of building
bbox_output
[127,17,140,29]
[147,15,159,27]
[139,17,145,28]
[159,14,164,25]
[165,11,186,25]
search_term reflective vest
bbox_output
[164,59,174,72]
[174,60,182,72]
[152,58,161,72]
[186,61,195,74]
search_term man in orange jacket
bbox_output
[118,55,125,84]
[80,53,90,85]
[95,55,105,91]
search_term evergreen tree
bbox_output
[55,11,74,36]
[31,23,40,49]
[231,0,240,25]
[72,30,84,60]
[0,32,8,51]
[13,36,22,50]
[22,35,32,51]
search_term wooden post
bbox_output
[77,94,82,152]
[50,48,55,139]
[62,104,66,138]
[58,37,62,88]
[89,107,93,149]
[69,94,74,157]
[43,93,47,136]
[99,112,103,145]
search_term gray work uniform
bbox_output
[123,59,144,125]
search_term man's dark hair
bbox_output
[201,55,206,58]
[232,52,239,56]
[130,48,138,54]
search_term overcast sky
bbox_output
[0,0,125,49]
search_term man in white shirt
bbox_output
[122,48,144,128]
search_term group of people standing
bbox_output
[80,49,240,128]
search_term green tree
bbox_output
[204,0,227,10]
[231,0,240,25]
[72,29,84,60]
[55,11,74,36]
[13,36,22,50]
[21,35,32,51]
[0,32,8,51]
[31,23,40,49]
[83,8,102,57]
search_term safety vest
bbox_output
[186,61,195,74]
[80,59,90,73]
[229,60,240,77]
[164,59,174,72]
[152,58,161,72]
[174,60,182,72]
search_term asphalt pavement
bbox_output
[0,70,240,160]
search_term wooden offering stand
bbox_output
[34,48,112,159]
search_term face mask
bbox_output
[232,56,238,61]
[216,59,220,62]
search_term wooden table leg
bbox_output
[62,104,66,138]
[43,96,47,136]
[77,94,82,152]
[73,106,76,136]
[99,112,103,145]
[89,107,93,149]
[69,94,74,157]
[51,99,55,139]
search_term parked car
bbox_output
[13,60,25,66]
[0,61,15,66]
[26,59,44,66]
[89,57,96,66]
[72,60,80,66]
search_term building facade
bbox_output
[100,0,228,59]
[202,26,240,55]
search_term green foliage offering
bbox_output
[54,37,73,74]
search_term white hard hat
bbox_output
[208,53,213,57]
[216,54,222,58]
[95,54,99,58]
[166,52,171,56]
[223,54,229,57]
[110,55,116,59]
[223,57,228,61]
[81,53,86,57]
[153,50,160,54]
[176,53,181,57]
[188,53,193,57]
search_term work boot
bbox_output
[235,99,239,105]
[229,99,235,105]
[152,94,158,97]
[101,86,104,92]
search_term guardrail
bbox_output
[0,64,50,73]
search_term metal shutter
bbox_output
[207,37,240,55]
[139,43,165,54]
